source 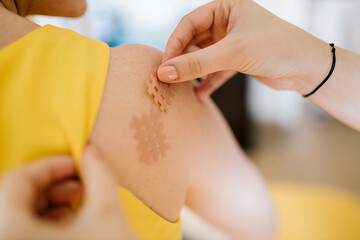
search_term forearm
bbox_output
[295,46,360,130]
[159,0,360,131]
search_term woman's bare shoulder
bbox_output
[90,44,242,222]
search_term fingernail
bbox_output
[157,66,178,82]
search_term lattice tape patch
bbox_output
[130,110,168,163]
[147,72,175,113]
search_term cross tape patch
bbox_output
[130,110,168,163]
[147,72,175,113]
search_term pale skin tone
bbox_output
[1,0,277,239]
[157,0,360,131]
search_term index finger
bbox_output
[163,2,215,62]
[1,156,76,212]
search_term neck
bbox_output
[0,4,38,49]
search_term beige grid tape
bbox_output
[146,72,175,113]
[130,110,168,163]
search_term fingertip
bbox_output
[83,144,100,162]
[157,65,179,82]
[81,144,101,177]
[196,80,215,98]
[195,88,209,101]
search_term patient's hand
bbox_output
[0,146,134,240]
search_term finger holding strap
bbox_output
[81,145,119,215]
[0,156,75,213]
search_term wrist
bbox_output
[291,39,333,95]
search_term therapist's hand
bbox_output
[0,146,135,240]
[158,0,330,99]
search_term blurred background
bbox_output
[34,0,360,239]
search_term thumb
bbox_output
[81,145,119,212]
[157,40,231,83]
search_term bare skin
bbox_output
[0,1,276,239]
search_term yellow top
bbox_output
[0,25,181,240]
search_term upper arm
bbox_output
[89,44,275,233]
[90,44,202,221]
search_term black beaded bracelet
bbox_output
[303,43,336,98]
